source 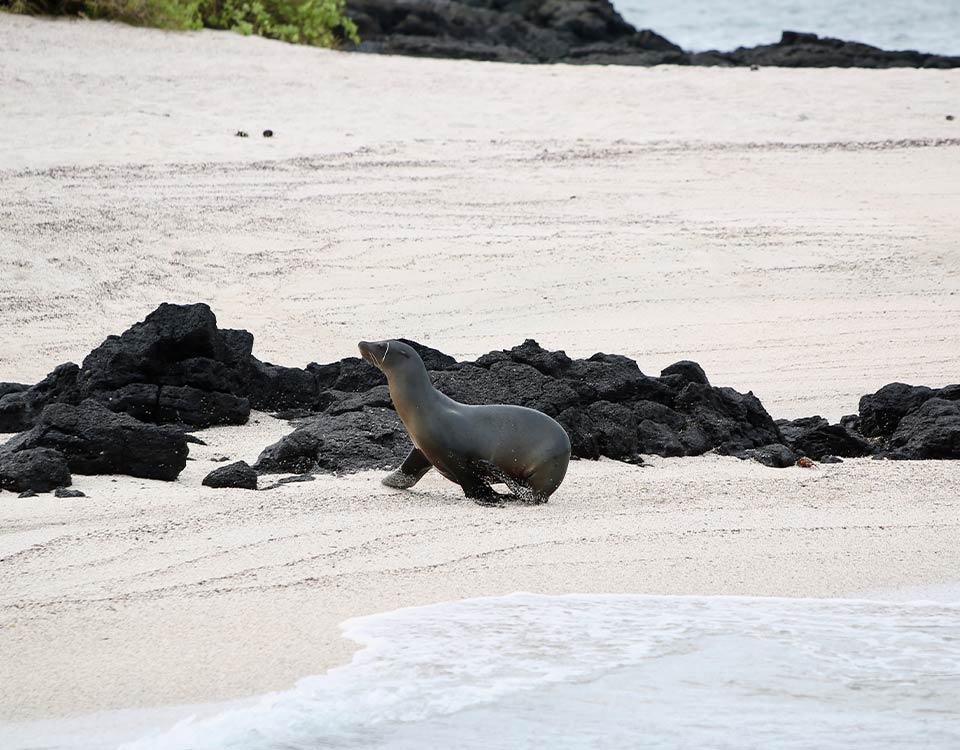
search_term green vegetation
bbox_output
[1,0,359,46]
[201,0,358,46]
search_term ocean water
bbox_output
[614,0,960,55]
[125,593,960,750]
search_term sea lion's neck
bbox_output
[386,366,442,439]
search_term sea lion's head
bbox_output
[358,339,423,376]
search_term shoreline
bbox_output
[4,587,959,749]
[3,414,960,723]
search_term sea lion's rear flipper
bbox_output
[382,448,433,489]
[500,476,548,505]
[480,461,549,505]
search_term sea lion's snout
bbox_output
[358,340,388,369]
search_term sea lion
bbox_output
[358,339,571,506]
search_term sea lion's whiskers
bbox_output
[379,341,391,368]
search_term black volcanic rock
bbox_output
[3,400,188,481]
[0,383,29,399]
[246,359,322,411]
[556,401,639,460]
[55,487,85,498]
[277,473,316,484]
[249,338,809,469]
[562,353,669,404]
[938,384,960,403]
[737,443,798,468]
[8,302,960,492]
[723,31,960,69]
[307,357,385,393]
[325,385,394,415]
[840,413,862,431]
[202,460,258,490]
[0,364,82,433]
[660,360,709,386]
[254,407,411,475]
[252,339,793,469]
[80,303,224,391]
[476,339,572,377]
[1,304,271,432]
[344,0,960,68]
[78,303,253,427]
[886,399,960,459]
[156,385,250,426]
[635,419,685,458]
[673,383,782,455]
[776,415,828,441]
[777,416,871,459]
[0,447,72,493]
[495,345,679,410]
[858,383,937,438]
[95,383,251,427]
[433,361,580,417]
[346,0,681,65]
[632,400,686,456]
[1,303,340,430]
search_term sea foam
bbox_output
[124,593,960,750]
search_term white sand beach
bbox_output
[1,12,959,736]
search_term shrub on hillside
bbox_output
[1,0,358,46]
[201,0,357,46]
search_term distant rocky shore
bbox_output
[344,0,960,68]
[1,303,958,495]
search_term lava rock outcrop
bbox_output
[0,447,72,493]
[254,338,787,473]
[346,0,683,65]
[3,400,189,481]
[776,416,871,460]
[343,0,960,69]
[3,304,958,495]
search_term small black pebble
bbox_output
[18,489,38,498]
[263,129,274,138]
[750,64,759,71]
[235,130,249,138]
[947,115,955,121]
[55,487,86,498]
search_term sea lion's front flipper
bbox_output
[382,448,433,489]
[445,461,505,507]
